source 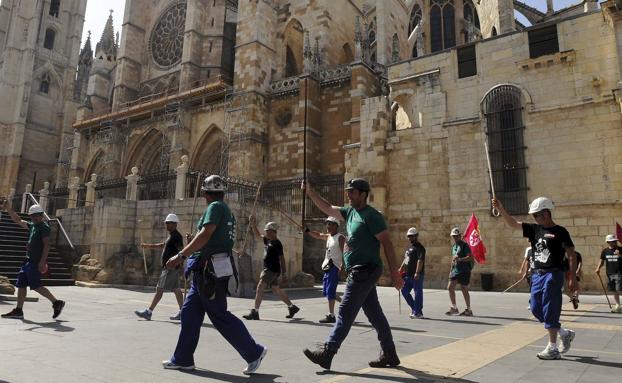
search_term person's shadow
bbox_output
[183,368,282,382]
[566,355,622,369]
[21,319,75,333]
[318,365,479,382]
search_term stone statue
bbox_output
[464,15,482,43]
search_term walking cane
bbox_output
[398,291,402,314]
[596,272,613,309]
[137,220,148,275]
[502,276,525,293]
[483,137,500,217]
[184,172,203,301]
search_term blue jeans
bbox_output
[326,266,395,353]
[171,276,264,366]
[401,274,424,315]
[530,270,564,329]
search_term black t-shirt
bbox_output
[601,247,622,275]
[162,230,184,268]
[523,223,574,271]
[263,237,283,273]
[403,242,426,276]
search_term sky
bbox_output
[79,0,590,50]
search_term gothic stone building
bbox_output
[14,0,622,292]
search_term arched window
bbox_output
[409,4,423,58]
[491,27,498,36]
[283,19,303,77]
[39,73,51,94]
[463,1,480,29]
[483,85,528,214]
[285,46,299,77]
[44,28,55,50]
[50,0,60,17]
[430,0,455,53]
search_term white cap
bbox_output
[325,216,339,225]
[28,205,44,215]
[406,227,418,236]
[164,213,179,223]
[528,197,554,214]
[606,234,618,243]
[450,227,461,236]
[201,175,227,192]
[264,222,278,232]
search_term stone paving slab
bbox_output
[0,285,620,383]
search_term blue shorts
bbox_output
[530,270,564,329]
[15,261,43,290]
[322,266,339,300]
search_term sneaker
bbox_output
[319,314,336,323]
[243,346,268,375]
[612,304,622,314]
[409,312,416,319]
[243,309,259,320]
[571,297,579,310]
[459,309,473,317]
[162,360,195,370]
[303,344,336,370]
[537,345,561,360]
[445,307,459,315]
[134,308,152,321]
[415,313,425,319]
[527,306,532,310]
[1,307,24,319]
[169,311,181,321]
[558,330,575,354]
[52,300,65,319]
[286,305,300,319]
[368,349,401,368]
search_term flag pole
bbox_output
[483,137,500,217]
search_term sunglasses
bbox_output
[532,212,545,219]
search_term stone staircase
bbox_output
[0,211,74,287]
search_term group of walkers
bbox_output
[2,174,622,371]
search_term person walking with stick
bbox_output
[400,227,426,319]
[302,178,403,370]
[446,227,473,316]
[492,197,577,360]
[596,234,622,313]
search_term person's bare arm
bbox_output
[492,198,522,230]
[565,246,578,291]
[338,235,346,252]
[576,258,582,275]
[376,230,404,290]
[166,224,217,269]
[279,254,287,275]
[39,237,50,272]
[307,230,329,241]
[302,181,344,221]
[2,200,28,229]
[595,259,604,274]
[519,258,528,275]
[142,242,165,249]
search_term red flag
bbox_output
[463,213,487,264]
[616,222,622,242]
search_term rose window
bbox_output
[150,2,187,68]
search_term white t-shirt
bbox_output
[322,233,345,270]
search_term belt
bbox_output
[532,268,562,275]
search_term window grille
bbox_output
[457,44,476,78]
[528,24,559,59]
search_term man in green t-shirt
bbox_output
[302,178,403,370]
[1,202,65,320]
[162,175,267,375]
[446,227,473,316]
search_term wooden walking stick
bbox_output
[483,136,500,217]
[502,276,525,293]
[183,171,203,301]
[137,220,148,275]
[238,182,263,258]
[596,272,613,309]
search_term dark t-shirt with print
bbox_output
[263,237,283,273]
[26,221,50,264]
[161,230,183,268]
[601,247,622,275]
[451,241,472,276]
[523,223,574,271]
[403,242,426,276]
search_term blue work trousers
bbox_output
[530,270,564,329]
[401,274,424,316]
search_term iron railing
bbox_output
[95,178,128,200]
[138,170,176,201]
[47,187,69,214]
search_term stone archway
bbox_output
[123,129,171,176]
[190,124,226,175]
[283,19,304,77]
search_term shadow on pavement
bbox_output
[415,317,501,326]
[317,365,478,382]
[183,368,282,382]
[256,317,427,334]
[21,319,74,332]
[566,355,622,369]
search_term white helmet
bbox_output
[264,222,278,232]
[325,216,339,226]
[450,227,461,237]
[164,213,179,223]
[528,197,554,214]
[201,175,227,192]
[28,204,44,215]
[606,234,618,243]
[406,227,418,237]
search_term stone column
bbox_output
[21,184,32,213]
[175,155,189,200]
[38,182,50,212]
[68,177,80,208]
[125,167,140,201]
[85,174,97,207]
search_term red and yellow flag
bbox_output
[464,213,487,264]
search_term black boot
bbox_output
[368,349,400,368]
[243,309,259,320]
[303,344,336,370]
[286,304,300,319]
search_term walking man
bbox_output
[446,227,473,316]
[162,175,267,374]
[400,227,426,319]
[1,202,65,319]
[302,178,403,370]
[307,216,345,323]
[492,197,577,359]
[243,219,300,320]
[134,213,184,321]
[596,234,622,313]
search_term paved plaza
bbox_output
[1,285,621,383]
